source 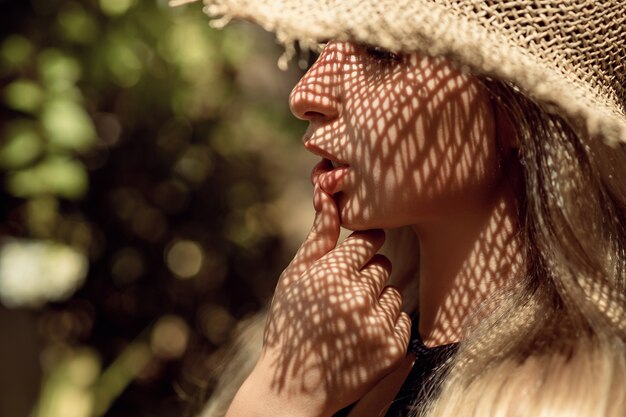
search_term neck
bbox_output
[413,182,524,347]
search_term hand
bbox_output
[253,183,412,417]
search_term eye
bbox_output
[364,45,403,65]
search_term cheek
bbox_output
[343,85,499,227]
[338,58,500,228]
[408,80,499,200]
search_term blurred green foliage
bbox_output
[0,1,306,416]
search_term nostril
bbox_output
[304,111,326,119]
[289,79,340,121]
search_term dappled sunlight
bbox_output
[424,197,524,346]
[291,42,498,231]
[289,41,523,350]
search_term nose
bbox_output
[289,43,342,122]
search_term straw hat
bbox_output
[176,0,626,147]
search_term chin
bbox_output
[337,198,366,230]
[339,210,392,231]
[337,194,409,230]
[337,209,368,231]
[340,209,414,231]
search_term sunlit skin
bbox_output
[291,41,524,345]
[292,43,502,229]
[226,41,525,417]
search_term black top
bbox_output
[333,317,458,417]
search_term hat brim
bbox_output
[198,0,626,146]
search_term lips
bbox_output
[329,160,348,169]
[311,158,350,195]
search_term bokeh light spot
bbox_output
[173,145,214,185]
[104,37,143,87]
[1,35,33,68]
[0,240,88,307]
[4,79,44,113]
[41,99,96,152]
[165,239,204,279]
[0,121,42,170]
[150,315,189,359]
[7,157,89,200]
[95,113,122,146]
[57,3,99,44]
[197,304,234,345]
[99,0,136,16]
[38,49,82,91]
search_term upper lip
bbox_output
[303,139,349,168]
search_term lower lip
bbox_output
[318,166,350,195]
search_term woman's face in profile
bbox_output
[290,41,503,230]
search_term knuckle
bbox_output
[359,271,386,294]
[354,284,375,303]
[381,286,403,308]
[367,264,390,282]
[399,311,411,326]
[369,253,392,272]
[387,342,403,359]
[386,285,402,298]
[398,314,411,333]
[366,286,382,305]
[387,286,403,303]
[347,287,373,310]
[365,312,387,328]
[396,319,411,345]
[380,355,395,369]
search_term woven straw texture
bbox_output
[191,0,626,146]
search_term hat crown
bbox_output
[444,0,625,118]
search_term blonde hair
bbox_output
[416,80,626,417]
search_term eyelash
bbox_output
[306,42,403,68]
[364,45,403,65]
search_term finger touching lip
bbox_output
[311,158,333,185]
[319,166,350,195]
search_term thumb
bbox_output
[285,184,340,277]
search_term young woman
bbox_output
[184,1,626,416]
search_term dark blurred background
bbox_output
[0,1,318,416]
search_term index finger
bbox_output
[322,229,385,272]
